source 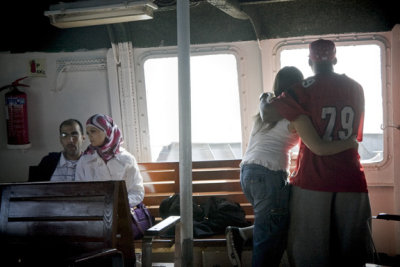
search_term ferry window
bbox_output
[143,54,242,162]
[280,44,383,164]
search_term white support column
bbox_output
[177,1,193,266]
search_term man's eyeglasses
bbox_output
[60,132,80,139]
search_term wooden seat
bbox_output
[136,160,253,250]
[0,160,253,266]
[139,159,252,224]
[0,181,135,267]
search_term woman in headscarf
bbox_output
[75,113,144,207]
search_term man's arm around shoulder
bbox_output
[259,97,282,123]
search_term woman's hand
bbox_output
[349,135,359,150]
[259,92,275,103]
[259,92,281,122]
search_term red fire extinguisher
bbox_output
[0,77,31,148]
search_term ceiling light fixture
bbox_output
[44,0,158,28]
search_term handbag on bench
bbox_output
[130,202,154,240]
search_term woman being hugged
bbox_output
[75,113,144,207]
[226,67,358,267]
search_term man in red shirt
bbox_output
[260,39,372,266]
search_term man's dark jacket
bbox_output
[28,152,61,182]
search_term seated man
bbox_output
[29,119,85,182]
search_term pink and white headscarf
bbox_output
[84,114,122,162]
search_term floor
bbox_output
[135,246,250,267]
[137,251,397,267]
[135,248,294,267]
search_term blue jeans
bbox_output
[240,164,290,267]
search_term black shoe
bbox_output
[226,226,244,267]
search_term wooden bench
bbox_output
[137,159,303,266]
[137,159,253,249]
[0,181,135,267]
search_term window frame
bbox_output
[133,44,250,162]
[271,34,390,171]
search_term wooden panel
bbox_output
[139,162,179,171]
[192,160,241,169]
[8,198,105,218]
[142,194,175,206]
[5,221,105,239]
[4,181,116,198]
[241,205,253,215]
[0,181,136,266]
[144,183,176,194]
[141,170,178,183]
[192,169,239,181]
[147,206,160,218]
[193,181,242,193]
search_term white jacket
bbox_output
[75,147,144,207]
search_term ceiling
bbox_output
[1,0,399,52]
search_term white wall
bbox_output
[0,49,115,182]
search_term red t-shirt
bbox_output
[271,72,367,192]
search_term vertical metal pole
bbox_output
[177,1,193,267]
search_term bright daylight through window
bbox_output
[280,44,383,164]
[144,54,242,162]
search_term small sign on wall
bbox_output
[28,59,46,77]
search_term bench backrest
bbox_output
[139,159,253,223]
[0,181,135,265]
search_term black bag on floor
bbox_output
[159,194,249,237]
[201,196,250,234]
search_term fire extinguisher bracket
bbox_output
[7,143,32,150]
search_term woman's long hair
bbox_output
[253,66,304,134]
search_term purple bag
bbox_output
[130,202,154,240]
